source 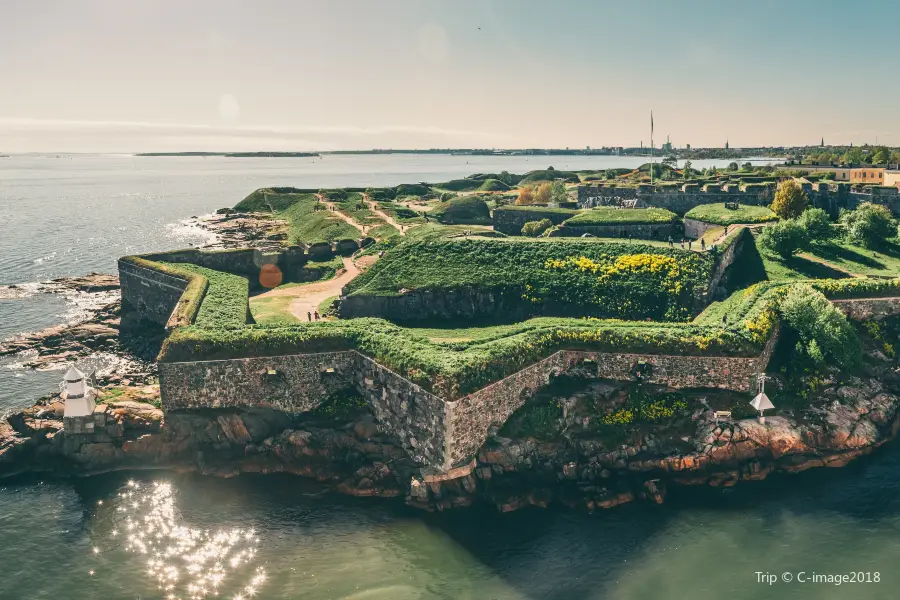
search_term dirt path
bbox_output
[316,193,367,235]
[705,223,767,248]
[363,193,405,236]
[252,257,360,320]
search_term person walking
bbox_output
[314,311,320,320]
[307,311,312,322]
[701,238,706,251]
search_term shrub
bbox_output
[758,219,809,258]
[839,202,897,248]
[516,185,537,205]
[778,284,860,369]
[797,207,833,242]
[521,219,553,237]
[518,169,580,185]
[770,179,809,219]
[534,182,553,203]
[430,196,491,224]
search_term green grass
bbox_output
[563,207,678,226]
[495,205,578,216]
[345,237,715,322]
[759,238,900,281]
[684,203,778,226]
[160,263,248,328]
[249,295,300,325]
[279,194,361,245]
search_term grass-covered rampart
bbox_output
[684,203,778,225]
[563,207,679,226]
[345,237,715,321]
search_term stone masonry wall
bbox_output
[445,348,763,465]
[118,260,189,327]
[834,297,900,321]
[159,351,450,469]
[159,352,358,413]
[492,208,574,235]
[552,222,678,240]
[354,355,448,468]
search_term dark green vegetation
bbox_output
[521,219,553,237]
[684,203,778,226]
[430,196,491,224]
[563,207,678,226]
[159,262,249,327]
[345,237,715,321]
[840,202,898,248]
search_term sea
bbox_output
[1,153,897,600]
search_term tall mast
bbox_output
[650,110,654,185]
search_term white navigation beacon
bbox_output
[62,364,96,418]
[750,374,775,424]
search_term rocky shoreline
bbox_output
[2,367,898,513]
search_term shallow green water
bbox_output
[2,450,899,600]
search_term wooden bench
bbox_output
[714,410,732,423]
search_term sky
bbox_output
[1,0,898,153]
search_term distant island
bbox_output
[135,151,321,158]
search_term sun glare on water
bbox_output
[95,480,267,600]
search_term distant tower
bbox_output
[61,365,96,419]
[821,137,825,147]
[725,139,729,150]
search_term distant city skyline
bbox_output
[1,0,899,153]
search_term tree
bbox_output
[758,219,809,258]
[871,149,889,165]
[741,161,753,170]
[682,160,692,179]
[890,150,900,166]
[550,180,568,204]
[727,162,739,171]
[662,156,677,168]
[839,202,897,248]
[515,185,536,205]
[779,284,860,369]
[770,179,809,219]
[521,219,553,237]
[798,207,833,243]
[534,182,553,204]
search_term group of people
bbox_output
[307,311,321,321]
[667,236,708,251]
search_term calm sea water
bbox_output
[6,153,898,600]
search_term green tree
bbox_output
[872,149,889,164]
[778,284,860,369]
[798,207,833,243]
[662,156,677,168]
[741,161,752,170]
[770,179,809,219]
[842,147,863,164]
[839,202,897,248]
[521,219,553,237]
[682,160,692,179]
[758,219,809,258]
[727,162,739,171]
[550,180,568,205]
[889,150,900,165]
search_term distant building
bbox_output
[686,143,691,151]
[884,170,900,189]
[850,167,884,184]
[725,140,729,150]
[778,164,851,181]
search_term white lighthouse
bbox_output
[62,365,97,418]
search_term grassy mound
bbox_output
[235,188,314,212]
[563,207,678,226]
[518,169,580,184]
[346,237,715,321]
[160,263,249,328]
[477,178,511,192]
[430,196,491,224]
[279,194,361,245]
[685,203,778,226]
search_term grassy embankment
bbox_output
[563,207,679,225]
[684,203,778,226]
[345,236,715,322]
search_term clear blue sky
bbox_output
[0,0,897,152]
